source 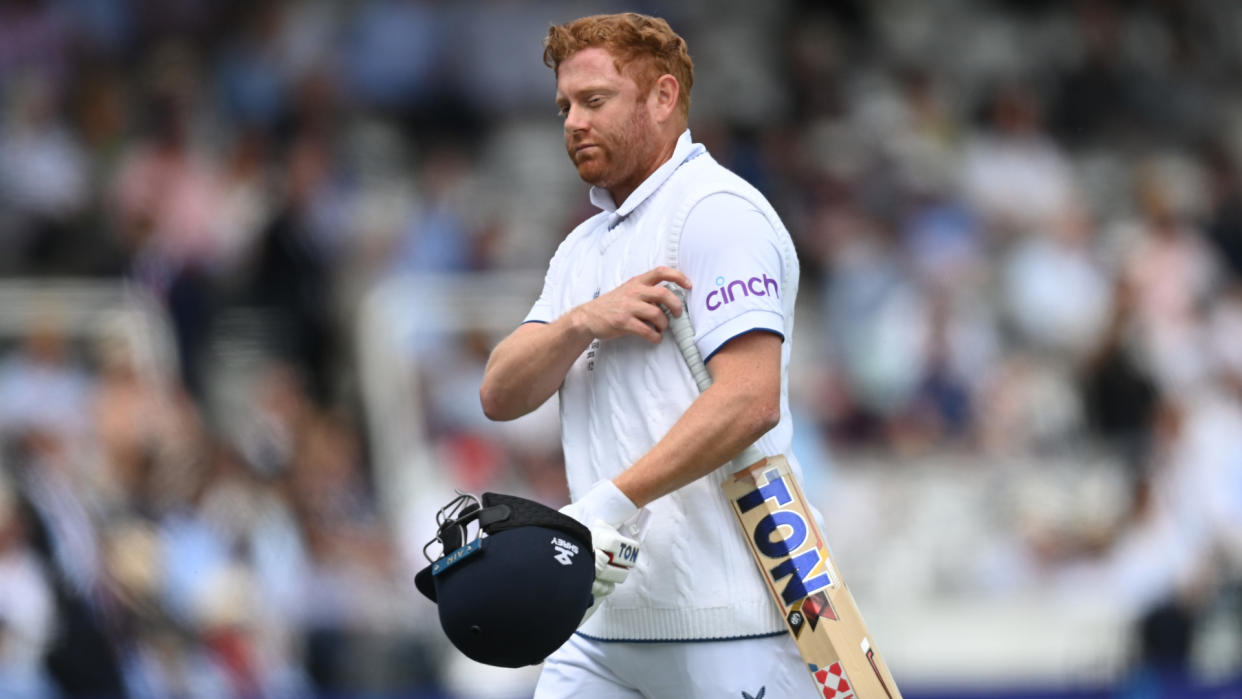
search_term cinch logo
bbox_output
[735,468,832,605]
[706,274,779,311]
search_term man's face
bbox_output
[555,47,657,196]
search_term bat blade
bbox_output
[723,456,901,698]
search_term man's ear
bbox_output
[650,74,680,124]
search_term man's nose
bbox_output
[564,104,588,133]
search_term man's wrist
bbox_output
[561,305,593,345]
[576,479,639,528]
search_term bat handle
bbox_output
[733,445,767,470]
[662,285,767,470]
[663,288,713,393]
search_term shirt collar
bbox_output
[588,129,705,217]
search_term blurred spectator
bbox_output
[234,132,346,404]
[291,411,434,694]
[887,288,979,452]
[209,131,278,284]
[11,428,128,697]
[0,0,73,93]
[0,318,93,441]
[111,61,222,284]
[0,73,89,274]
[960,82,1075,236]
[818,206,931,442]
[1049,0,1138,148]
[1115,161,1221,394]
[1204,144,1242,282]
[1080,279,1160,472]
[900,195,983,299]
[1001,203,1112,361]
[214,3,292,130]
[91,330,180,511]
[389,146,479,276]
[58,0,137,57]
[152,441,309,697]
[342,0,445,113]
[111,62,223,395]
[0,470,56,698]
[975,353,1085,456]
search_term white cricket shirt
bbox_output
[524,130,803,641]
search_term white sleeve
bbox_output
[678,193,786,360]
[523,265,555,325]
[523,227,578,325]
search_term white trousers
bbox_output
[533,632,816,698]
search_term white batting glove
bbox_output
[559,480,644,625]
[579,520,641,624]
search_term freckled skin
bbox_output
[555,47,672,206]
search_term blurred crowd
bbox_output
[1,0,1242,695]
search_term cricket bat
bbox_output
[663,286,901,699]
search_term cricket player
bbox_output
[479,13,811,697]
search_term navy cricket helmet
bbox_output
[415,491,595,667]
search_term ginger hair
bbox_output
[543,13,694,123]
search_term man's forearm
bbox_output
[480,314,593,421]
[612,331,782,507]
[481,267,692,422]
[613,377,779,508]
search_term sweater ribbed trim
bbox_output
[577,598,785,642]
[575,629,787,644]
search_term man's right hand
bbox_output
[569,266,692,344]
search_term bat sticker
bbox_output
[788,591,835,637]
[734,467,835,605]
[809,662,855,699]
[862,638,895,699]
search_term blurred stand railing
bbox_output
[0,278,177,385]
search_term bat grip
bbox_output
[664,294,713,393]
[662,285,766,469]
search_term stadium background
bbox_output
[0,0,1241,696]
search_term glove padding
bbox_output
[558,480,643,625]
[577,519,641,624]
